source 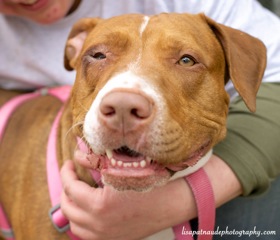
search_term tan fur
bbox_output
[0,13,266,238]
[68,14,266,165]
[0,91,68,238]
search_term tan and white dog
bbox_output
[0,13,266,239]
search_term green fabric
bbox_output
[213,82,280,196]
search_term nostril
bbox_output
[130,106,150,119]
[131,108,140,118]
[101,105,116,116]
[102,105,149,119]
[131,108,138,117]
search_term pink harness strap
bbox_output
[0,92,40,142]
[47,104,80,240]
[0,86,77,240]
[0,207,13,240]
[0,86,216,240]
[0,86,70,141]
[0,90,42,240]
[38,86,81,240]
[173,168,215,240]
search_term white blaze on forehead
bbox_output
[129,16,150,71]
[139,16,150,36]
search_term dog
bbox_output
[0,13,266,239]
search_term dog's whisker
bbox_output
[75,135,88,152]
[64,120,84,140]
[77,101,90,113]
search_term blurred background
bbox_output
[258,0,280,16]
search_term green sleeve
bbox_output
[213,82,280,196]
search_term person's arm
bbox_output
[213,83,280,196]
[60,153,241,240]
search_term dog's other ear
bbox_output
[64,18,101,71]
[202,14,267,112]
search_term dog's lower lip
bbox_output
[100,153,170,191]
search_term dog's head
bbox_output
[64,13,266,191]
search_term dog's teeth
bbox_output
[140,160,146,168]
[111,158,116,166]
[123,163,132,168]
[117,160,123,167]
[105,149,113,159]
[111,159,148,168]
[133,162,139,168]
[146,156,152,164]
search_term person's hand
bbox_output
[60,152,196,240]
[60,150,241,240]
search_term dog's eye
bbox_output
[178,55,195,66]
[91,52,106,60]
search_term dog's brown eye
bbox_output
[178,55,195,66]
[92,52,106,60]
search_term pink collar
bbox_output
[0,86,215,240]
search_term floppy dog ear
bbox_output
[64,18,101,70]
[202,14,267,112]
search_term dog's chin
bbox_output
[101,167,171,192]
[85,141,210,192]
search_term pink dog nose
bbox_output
[99,91,154,132]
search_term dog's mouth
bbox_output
[88,146,169,191]
[86,141,210,191]
[104,146,159,170]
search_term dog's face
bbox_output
[65,13,266,191]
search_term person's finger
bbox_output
[60,190,89,222]
[61,161,91,202]
[60,160,79,186]
[60,160,104,209]
[61,189,109,240]
[60,190,76,220]
[70,223,100,240]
